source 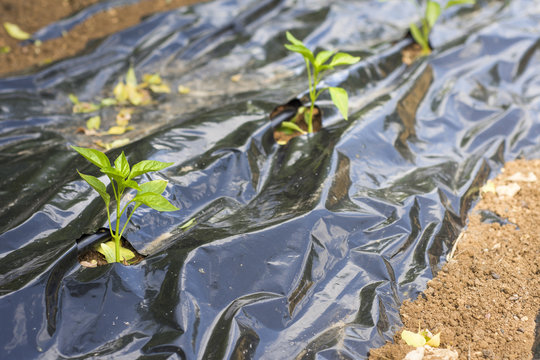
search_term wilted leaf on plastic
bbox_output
[3,22,31,40]
[107,125,133,135]
[150,83,171,93]
[178,85,190,94]
[143,73,162,85]
[86,115,101,130]
[116,108,133,126]
[73,102,100,113]
[114,82,128,103]
[100,98,117,107]
[125,66,138,87]
[68,93,80,104]
[95,138,130,150]
[180,218,196,230]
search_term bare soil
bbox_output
[0,0,206,76]
[370,159,540,360]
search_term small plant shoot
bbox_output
[409,0,475,55]
[284,31,360,133]
[72,146,179,264]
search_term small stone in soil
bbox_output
[491,272,501,279]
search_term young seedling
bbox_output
[409,0,475,56]
[72,146,179,264]
[284,31,360,134]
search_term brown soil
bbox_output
[370,159,540,359]
[401,42,428,66]
[0,0,206,77]
[272,104,322,145]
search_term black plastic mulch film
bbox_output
[1,0,540,358]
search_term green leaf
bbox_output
[329,52,361,67]
[3,22,31,40]
[126,66,138,87]
[133,193,179,212]
[129,160,174,180]
[445,0,475,9]
[124,179,141,191]
[285,31,304,46]
[101,166,125,182]
[280,121,307,134]
[72,146,111,169]
[138,180,168,195]
[114,152,130,178]
[329,87,349,120]
[68,94,80,104]
[284,44,315,64]
[426,1,442,28]
[77,171,110,207]
[410,22,429,52]
[98,242,116,263]
[314,50,335,67]
[86,116,101,130]
[0,45,10,54]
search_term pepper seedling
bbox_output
[409,0,475,56]
[72,146,179,264]
[284,31,360,134]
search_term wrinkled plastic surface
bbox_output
[2,0,540,358]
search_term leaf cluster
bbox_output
[72,146,178,263]
[283,32,360,133]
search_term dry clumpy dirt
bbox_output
[0,0,206,77]
[370,159,540,360]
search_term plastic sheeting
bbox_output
[1,0,540,358]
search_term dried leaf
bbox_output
[480,180,496,194]
[100,98,117,107]
[86,116,101,130]
[150,83,171,94]
[143,73,162,85]
[127,85,142,106]
[3,22,31,40]
[230,74,242,82]
[425,332,441,347]
[68,93,80,104]
[178,85,190,94]
[107,125,133,135]
[402,330,426,347]
[73,102,100,113]
[114,82,128,103]
[116,108,133,126]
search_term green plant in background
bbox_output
[410,0,475,55]
[284,31,360,134]
[72,146,179,264]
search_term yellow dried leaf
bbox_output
[402,330,426,347]
[116,108,133,126]
[480,180,496,194]
[150,83,171,94]
[426,332,441,347]
[230,73,242,82]
[143,73,162,85]
[86,115,101,130]
[127,85,142,106]
[114,82,128,103]
[178,85,190,94]
[73,102,99,113]
[126,66,138,87]
[3,22,31,40]
[108,126,128,135]
[108,138,130,149]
